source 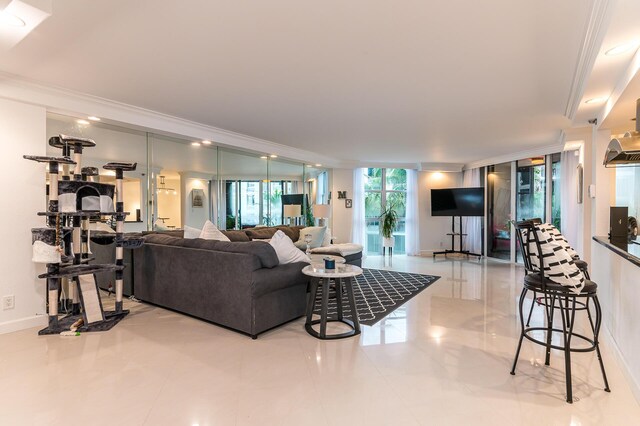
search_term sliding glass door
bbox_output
[486,162,512,260]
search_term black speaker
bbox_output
[610,207,628,239]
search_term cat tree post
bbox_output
[103,162,137,313]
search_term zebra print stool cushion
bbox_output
[523,224,585,294]
[541,223,579,258]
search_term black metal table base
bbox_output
[305,276,360,339]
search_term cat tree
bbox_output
[25,134,142,335]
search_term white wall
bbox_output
[0,99,47,333]
[330,168,354,244]
[418,171,464,254]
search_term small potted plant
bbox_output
[379,204,399,255]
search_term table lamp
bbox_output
[283,204,301,226]
[313,204,330,227]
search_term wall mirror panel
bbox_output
[46,113,149,232]
[217,148,269,230]
[149,134,217,230]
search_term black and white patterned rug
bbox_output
[312,268,440,326]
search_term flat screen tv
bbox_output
[281,194,306,206]
[431,187,484,217]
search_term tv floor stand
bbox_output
[433,216,482,259]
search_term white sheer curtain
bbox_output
[351,168,366,252]
[561,149,581,251]
[405,169,420,255]
[462,168,482,254]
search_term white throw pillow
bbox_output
[270,230,311,264]
[295,226,327,250]
[183,225,201,239]
[199,220,231,241]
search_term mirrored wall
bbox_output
[46,113,331,232]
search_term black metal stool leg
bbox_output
[510,287,528,375]
[525,290,537,326]
[593,295,611,392]
[544,294,556,366]
[558,296,576,403]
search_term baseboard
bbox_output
[0,315,47,335]
[601,327,640,404]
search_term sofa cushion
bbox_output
[143,234,279,269]
[222,230,251,242]
[273,226,297,241]
[246,227,278,240]
[142,229,185,238]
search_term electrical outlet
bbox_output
[3,295,15,310]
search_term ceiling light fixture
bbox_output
[315,163,322,167]
[605,42,640,56]
[191,142,200,147]
[87,116,101,121]
[0,10,25,27]
[260,156,268,159]
[156,176,176,195]
[76,119,90,125]
[201,140,212,145]
[270,154,278,158]
[585,97,607,104]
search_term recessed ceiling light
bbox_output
[0,11,26,27]
[306,164,312,167]
[201,140,212,145]
[584,97,607,104]
[270,154,278,158]
[260,156,268,159]
[605,42,640,56]
[87,116,101,121]
[315,163,322,167]
[191,142,200,147]
[76,119,90,125]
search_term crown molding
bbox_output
[564,0,614,121]
[0,71,342,167]
[598,45,640,127]
[463,142,564,170]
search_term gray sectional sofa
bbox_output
[92,225,362,338]
[134,234,309,338]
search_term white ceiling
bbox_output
[0,0,597,164]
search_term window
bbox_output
[364,168,407,255]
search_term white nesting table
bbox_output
[302,264,363,339]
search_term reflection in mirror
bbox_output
[149,134,217,230]
[304,165,331,228]
[217,148,268,229]
[267,157,305,227]
[46,113,148,232]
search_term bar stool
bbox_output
[523,218,591,327]
[510,220,610,403]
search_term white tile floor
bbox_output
[1,255,639,426]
